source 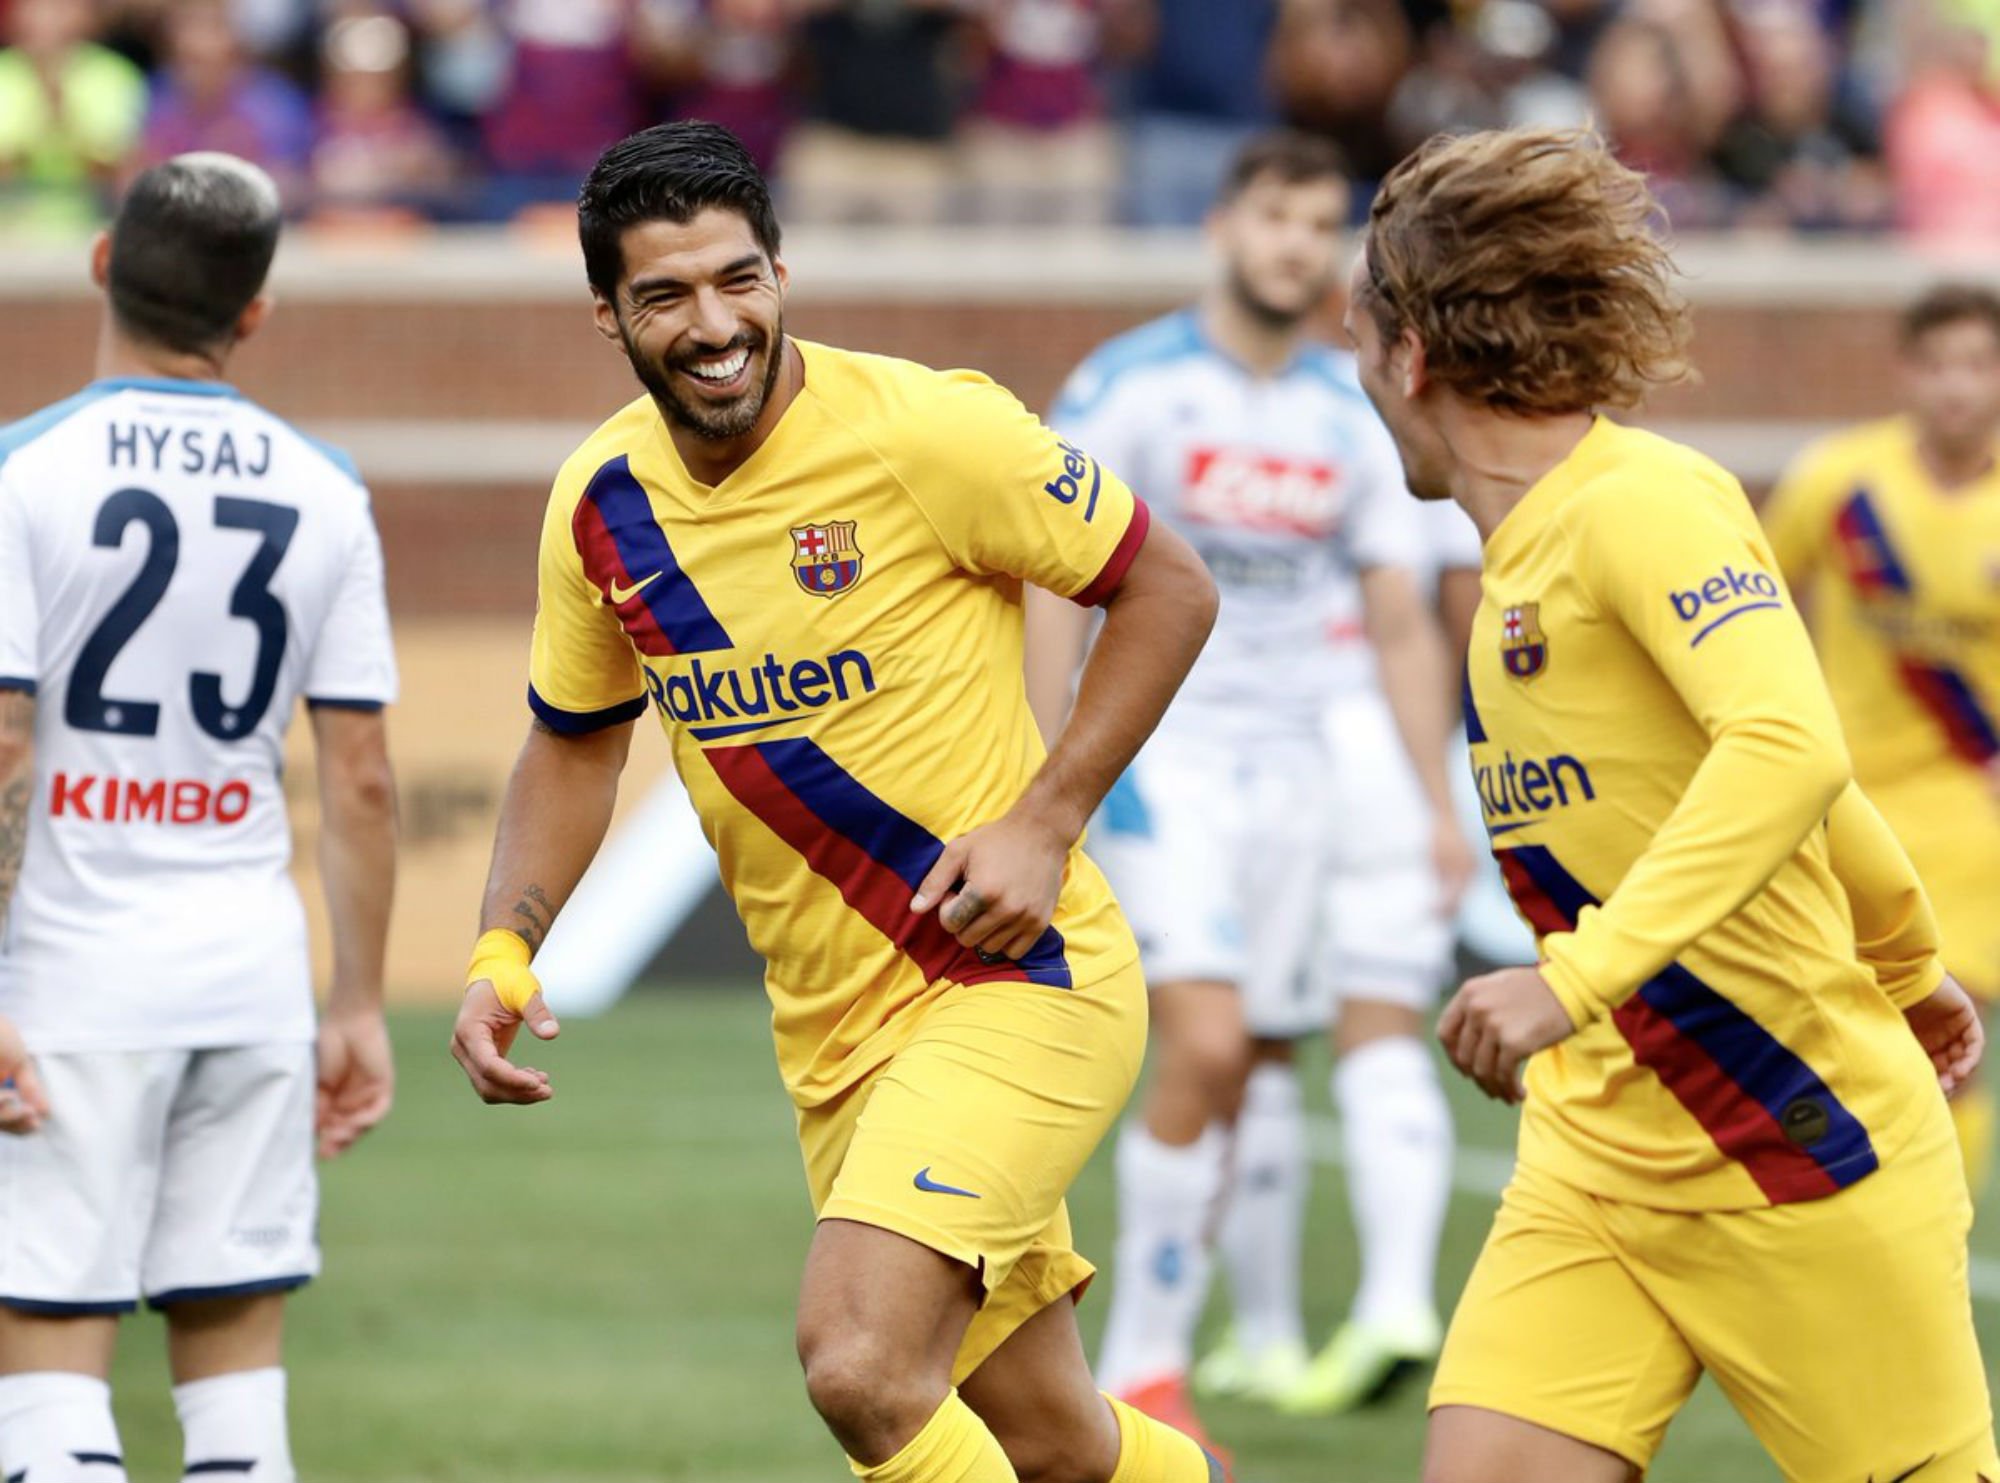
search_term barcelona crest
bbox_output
[791,521,863,598]
[1500,602,1548,680]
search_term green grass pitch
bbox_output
[100,989,1998,1481]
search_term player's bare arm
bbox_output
[1360,562,1474,908]
[1022,584,1093,747]
[450,717,635,1104]
[0,687,46,1136]
[311,705,398,1158]
[913,520,1217,960]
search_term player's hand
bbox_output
[911,805,1069,963]
[1432,812,1476,916]
[0,1015,48,1136]
[316,1007,395,1159]
[1437,965,1574,1104]
[450,979,559,1106]
[1904,974,1984,1099]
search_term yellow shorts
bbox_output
[1871,769,2000,999]
[1432,1097,1997,1481]
[796,961,1146,1384]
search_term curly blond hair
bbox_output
[1360,128,1690,415]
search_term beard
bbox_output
[1225,263,1320,334]
[624,315,785,442]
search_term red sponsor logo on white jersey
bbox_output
[51,772,254,826]
[1184,446,1343,537]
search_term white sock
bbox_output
[1334,1036,1454,1330]
[172,1368,293,1483]
[1216,1062,1307,1356]
[1095,1121,1226,1393]
[0,1371,127,1483]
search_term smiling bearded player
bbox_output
[446,122,1226,1483]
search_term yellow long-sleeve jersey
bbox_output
[1470,418,1945,1210]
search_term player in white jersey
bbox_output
[1028,132,1468,1449]
[1266,487,1483,1416]
[0,156,398,1483]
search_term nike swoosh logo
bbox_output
[913,1167,981,1199]
[1870,1456,1938,1483]
[608,571,663,604]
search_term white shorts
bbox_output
[1320,690,1454,1013]
[1092,734,1330,1038]
[0,1043,320,1313]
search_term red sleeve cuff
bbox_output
[1070,499,1152,608]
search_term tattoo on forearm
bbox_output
[510,883,556,952]
[0,692,33,938]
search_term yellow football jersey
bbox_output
[529,341,1147,1104]
[1765,416,2000,782]
[1470,418,1944,1210]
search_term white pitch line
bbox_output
[1305,1115,2000,1303]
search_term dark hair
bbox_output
[1218,130,1349,205]
[107,154,281,356]
[1902,284,2000,350]
[578,121,781,301]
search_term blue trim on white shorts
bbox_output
[0,1293,138,1316]
[146,1272,313,1310]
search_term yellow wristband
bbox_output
[465,928,540,1015]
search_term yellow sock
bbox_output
[1954,1082,1996,1203]
[1105,1394,1223,1483]
[849,1390,1016,1483]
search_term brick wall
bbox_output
[0,289,1910,620]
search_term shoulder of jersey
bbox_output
[795,339,1035,459]
[0,384,370,505]
[1558,421,1751,536]
[1289,342,1376,409]
[1785,416,1907,483]
[550,392,661,504]
[1053,311,1207,421]
[0,383,117,476]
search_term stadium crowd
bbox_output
[1,0,1998,239]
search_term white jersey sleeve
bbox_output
[301,482,397,709]
[0,461,36,688]
[1334,382,1427,575]
[1421,496,1484,572]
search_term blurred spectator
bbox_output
[642,0,796,176]
[406,0,511,136]
[1886,0,2000,241]
[1116,0,1278,225]
[137,0,313,201]
[1588,14,1732,226]
[1273,0,1411,184]
[312,8,457,223]
[781,0,967,226]
[1713,0,1888,231]
[0,0,146,231]
[483,0,653,219]
[1370,0,1592,176]
[961,0,1117,224]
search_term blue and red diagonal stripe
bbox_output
[1496,844,1877,1204]
[573,455,733,656]
[1896,657,2000,765]
[705,737,1073,989]
[1833,490,1913,597]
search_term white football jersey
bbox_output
[0,377,397,1051]
[1051,310,1424,741]
[1322,489,1484,695]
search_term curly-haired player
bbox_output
[1346,127,1998,1482]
